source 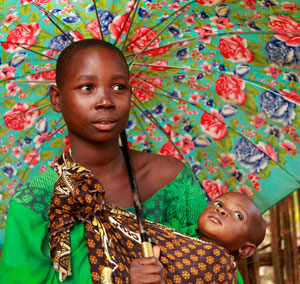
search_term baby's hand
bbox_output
[129,246,166,284]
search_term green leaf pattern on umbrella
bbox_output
[0,0,300,244]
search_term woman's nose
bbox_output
[95,90,114,109]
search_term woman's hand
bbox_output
[129,246,166,284]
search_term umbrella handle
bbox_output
[120,131,153,258]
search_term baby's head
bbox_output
[197,192,265,259]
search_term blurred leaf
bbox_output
[260,167,271,179]
[40,150,54,161]
[215,136,233,154]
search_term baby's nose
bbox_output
[216,207,227,216]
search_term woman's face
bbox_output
[51,46,131,146]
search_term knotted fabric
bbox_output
[49,150,237,283]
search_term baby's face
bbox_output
[197,192,258,252]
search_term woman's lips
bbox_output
[93,119,117,131]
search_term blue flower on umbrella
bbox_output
[168,25,182,38]
[24,137,32,144]
[10,52,27,67]
[191,161,203,175]
[228,168,245,183]
[48,31,76,50]
[198,43,205,51]
[152,104,165,116]
[50,8,62,15]
[85,4,95,12]
[184,124,193,132]
[206,99,214,107]
[62,13,80,23]
[264,37,300,68]
[138,8,151,18]
[176,48,188,60]
[234,64,250,77]
[1,163,17,178]
[167,89,180,97]
[220,104,237,118]
[215,4,230,18]
[260,0,279,8]
[97,10,117,35]
[193,135,211,148]
[259,89,296,126]
[246,21,261,31]
[264,125,284,140]
[200,12,209,19]
[126,120,135,129]
[218,64,226,72]
[197,73,204,80]
[35,117,49,135]
[283,72,299,83]
[173,74,186,83]
[234,138,269,173]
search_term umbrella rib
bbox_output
[93,0,104,40]
[131,98,185,158]
[119,0,140,50]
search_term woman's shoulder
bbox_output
[12,167,58,219]
[131,150,184,180]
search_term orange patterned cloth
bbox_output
[49,151,237,283]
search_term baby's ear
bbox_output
[49,85,62,113]
[238,242,256,259]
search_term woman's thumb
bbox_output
[153,245,160,259]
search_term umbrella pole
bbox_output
[120,130,153,258]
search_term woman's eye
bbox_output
[80,84,93,91]
[213,201,222,208]
[234,212,243,221]
[113,84,126,91]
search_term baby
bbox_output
[197,191,266,259]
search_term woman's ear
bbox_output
[238,242,256,259]
[49,84,62,113]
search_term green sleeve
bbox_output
[0,201,58,284]
[0,201,92,284]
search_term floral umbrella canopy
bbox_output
[0,0,300,246]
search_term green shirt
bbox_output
[0,165,208,283]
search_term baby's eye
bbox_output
[213,201,222,208]
[80,84,93,91]
[234,212,243,221]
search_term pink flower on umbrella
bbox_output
[250,113,267,129]
[127,26,171,56]
[237,185,254,197]
[163,124,179,138]
[217,153,235,168]
[110,13,131,41]
[21,0,51,4]
[160,141,184,161]
[281,89,300,104]
[23,148,40,168]
[215,74,247,106]
[41,70,56,81]
[265,64,282,78]
[11,145,24,159]
[194,24,217,43]
[280,140,297,155]
[0,64,16,80]
[257,142,278,162]
[200,110,228,141]
[26,73,42,86]
[130,73,162,102]
[146,61,169,71]
[5,82,21,97]
[202,179,228,200]
[3,103,41,130]
[1,23,41,53]
[42,49,59,60]
[281,2,299,11]
[219,35,254,63]
[210,16,234,29]
[3,12,20,27]
[196,0,225,6]
[34,132,50,148]
[241,0,257,9]
[86,19,101,39]
[268,15,300,46]
[175,134,194,154]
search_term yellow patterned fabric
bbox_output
[49,151,237,283]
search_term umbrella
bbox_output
[0,0,300,248]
